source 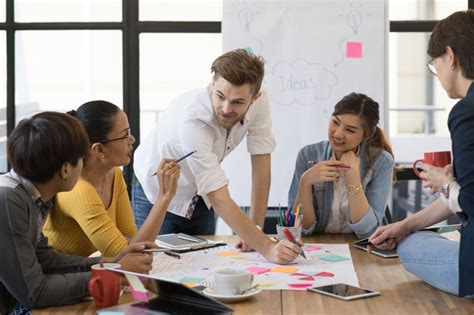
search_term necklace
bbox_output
[82,173,106,195]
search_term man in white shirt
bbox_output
[132,49,300,264]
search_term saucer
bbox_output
[203,287,262,303]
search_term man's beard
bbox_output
[215,112,242,129]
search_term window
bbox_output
[16,30,122,120]
[139,33,221,137]
[0,0,5,22]
[389,0,467,20]
[139,0,222,21]
[14,0,121,22]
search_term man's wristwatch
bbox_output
[441,180,451,199]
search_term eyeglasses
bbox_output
[98,128,133,144]
[427,58,437,76]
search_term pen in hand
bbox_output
[151,150,197,177]
[283,227,306,259]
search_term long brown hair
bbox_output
[332,93,395,180]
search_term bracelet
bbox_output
[346,184,362,196]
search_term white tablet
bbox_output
[307,283,380,301]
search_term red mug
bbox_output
[412,151,451,177]
[88,263,121,308]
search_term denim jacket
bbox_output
[288,141,394,239]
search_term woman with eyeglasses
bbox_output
[43,101,181,257]
[369,10,474,297]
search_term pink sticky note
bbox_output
[305,245,322,252]
[346,42,363,58]
[288,283,313,289]
[131,289,149,302]
[298,276,314,281]
[124,273,149,302]
[315,271,334,277]
[291,272,310,277]
[247,266,271,275]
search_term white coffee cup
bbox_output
[213,268,254,296]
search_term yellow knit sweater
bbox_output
[43,167,137,257]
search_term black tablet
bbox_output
[353,238,398,258]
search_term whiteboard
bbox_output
[221,0,387,207]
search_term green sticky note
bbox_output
[244,47,254,55]
[179,277,205,283]
[320,255,349,262]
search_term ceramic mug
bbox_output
[213,268,254,296]
[88,263,121,308]
[412,151,451,177]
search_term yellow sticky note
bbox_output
[183,282,195,287]
[216,251,240,257]
[257,281,274,287]
[271,266,298,273]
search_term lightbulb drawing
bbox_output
[239,8,254,32]
[346,9,362,35]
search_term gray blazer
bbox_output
[288,141,394,239]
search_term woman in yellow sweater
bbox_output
[43,100,180,257]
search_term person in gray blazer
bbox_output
[288,93,395,239]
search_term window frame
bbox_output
[1,0,473,185]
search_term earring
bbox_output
[63,176,68,181]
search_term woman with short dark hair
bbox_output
[0,112,155,314]
[370,9,474,297]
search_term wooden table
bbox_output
[34,234,474,314]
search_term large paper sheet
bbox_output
[149,243,359,290]
[221,0,387,206]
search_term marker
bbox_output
[151,150,197,176]
[283,227,306,259]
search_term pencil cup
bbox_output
[276,224,302,241]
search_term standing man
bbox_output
[133,49,299,264]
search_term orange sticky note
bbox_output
[215,251,240,256]
[271,266,298,274]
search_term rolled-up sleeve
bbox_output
[179,120,228,196]
[246,92,276,155]
[348,155,394,239]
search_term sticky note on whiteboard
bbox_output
[346,42,363,58]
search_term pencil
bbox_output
[151,150,197,177]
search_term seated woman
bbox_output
[43,101,180,257]
[288,93,395,239]
[370,9,474,298]
[0,112,154,314]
